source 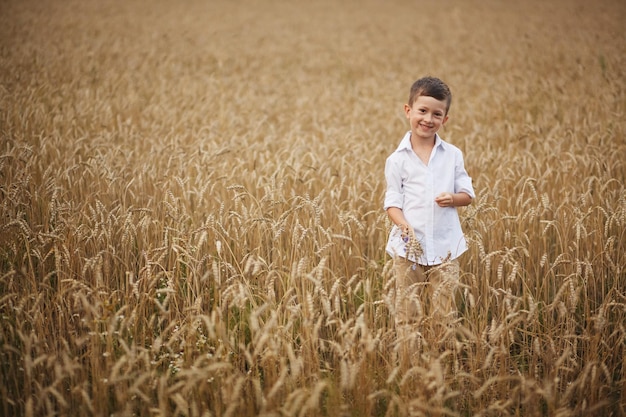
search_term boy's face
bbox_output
[404,95,449,141]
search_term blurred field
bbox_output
[1,0,625,415]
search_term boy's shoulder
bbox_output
[438,137,464,155]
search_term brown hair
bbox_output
[408,76,452,114]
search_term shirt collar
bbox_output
[396,131,445,152]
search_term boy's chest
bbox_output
[412,147,432,165]
[401,155,454,186]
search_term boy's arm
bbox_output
[386,207,411,236]
[435,192,472,208]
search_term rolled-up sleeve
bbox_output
[454,153,475,199]
[384,156,404,210]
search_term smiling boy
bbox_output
[384,77,475,344]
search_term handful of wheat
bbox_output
[401,225,423,263]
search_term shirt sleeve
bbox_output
[384,155,404,210]
[455,152,475,199]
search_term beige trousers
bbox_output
[393,256,460,326]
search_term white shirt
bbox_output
[384,131,475,265]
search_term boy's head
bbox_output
[408,77,452,115]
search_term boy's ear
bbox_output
[442,114,449,126]
[404,104,411,117]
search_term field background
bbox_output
[1,0,625,416]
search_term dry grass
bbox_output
[1,0,625,416]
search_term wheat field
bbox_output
[1,0,625,416]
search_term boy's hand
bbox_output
[435,192,455,207]
[400,224,411,242]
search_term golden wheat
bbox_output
[1,0,625,416]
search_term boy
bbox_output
[384,76,475,341]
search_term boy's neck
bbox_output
[410,134,436,165]
[410,134,436,149]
